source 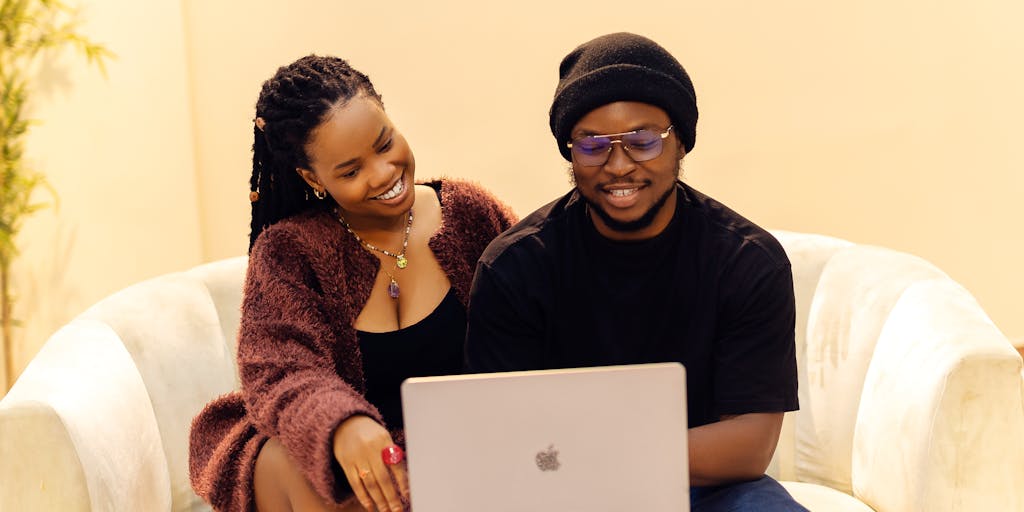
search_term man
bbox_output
[465,33,806,511]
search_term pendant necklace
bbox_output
[337,208,413,299]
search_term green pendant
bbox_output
[396,256,408,269]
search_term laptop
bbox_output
[400,362,689,511]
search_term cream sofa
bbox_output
[768,231,1024,511]
[1,232,1022,511]
[0,257,247,511]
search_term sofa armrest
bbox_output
[0,319,172,510]
[853,278,1024,511]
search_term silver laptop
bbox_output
[400,362,689,512]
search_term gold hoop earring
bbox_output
[314,187,326,200]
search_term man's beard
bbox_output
[582,181,677,233]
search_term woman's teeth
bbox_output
[374,178,404,200]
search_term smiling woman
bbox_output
[295,97,417,228]
[187,55,516,512]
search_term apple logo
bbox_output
[535,444,561,471]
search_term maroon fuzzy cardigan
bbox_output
[189,179,516,511]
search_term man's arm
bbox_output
[688,412,784,486]
[691,246,797,485]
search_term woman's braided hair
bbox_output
[249,54,382,252]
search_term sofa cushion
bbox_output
[798,245,945,492]
[79,274,236,511]
[780,481,874,511]
[184,256,248,387]
[768,230,853,481]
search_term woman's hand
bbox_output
[333,415,409,511]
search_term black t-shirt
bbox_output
[358,287,466,429]
[465,182,798,428]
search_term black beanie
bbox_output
[549,32,698,161]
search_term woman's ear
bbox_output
[295,168,320,190]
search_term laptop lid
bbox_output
[400,362,689,512]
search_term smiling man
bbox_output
[465,33,807,511]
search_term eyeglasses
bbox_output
[566,125,674,167]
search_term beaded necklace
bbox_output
[337,209,413,298]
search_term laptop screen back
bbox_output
[400,362,689,512]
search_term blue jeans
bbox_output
[691,475,808,511]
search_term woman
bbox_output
[189,55,516,512]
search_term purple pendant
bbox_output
[387,279,400,299]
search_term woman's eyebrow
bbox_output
[333,125,389,170]
[333,157,358,171]
[371,125,388,148]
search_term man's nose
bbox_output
[603,142,635,177]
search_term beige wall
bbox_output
[185,1,1023,340]
[5,0,1022,388]
[3,0,202,385]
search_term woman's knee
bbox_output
[255,437,287,482]
[254,438,293,511]
[254,438,358,512]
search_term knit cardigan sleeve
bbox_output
[237,225,381,503]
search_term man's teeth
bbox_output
[375,178,404,200]
[609,188,638,197]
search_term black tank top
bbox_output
[357,287,466,429]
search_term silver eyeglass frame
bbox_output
[565,124,675,149]
[565,125,674,165]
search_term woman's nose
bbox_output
[368,157,396,187]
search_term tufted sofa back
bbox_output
[0,256,247,511]
[769,231,1024,511]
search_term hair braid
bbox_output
[247,55,382,252]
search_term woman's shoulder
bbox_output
[428,176,517,228]
[250,209,341,261]
[434,176,483,193]
[418,177,493,206]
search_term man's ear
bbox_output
[295,168,320,189]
